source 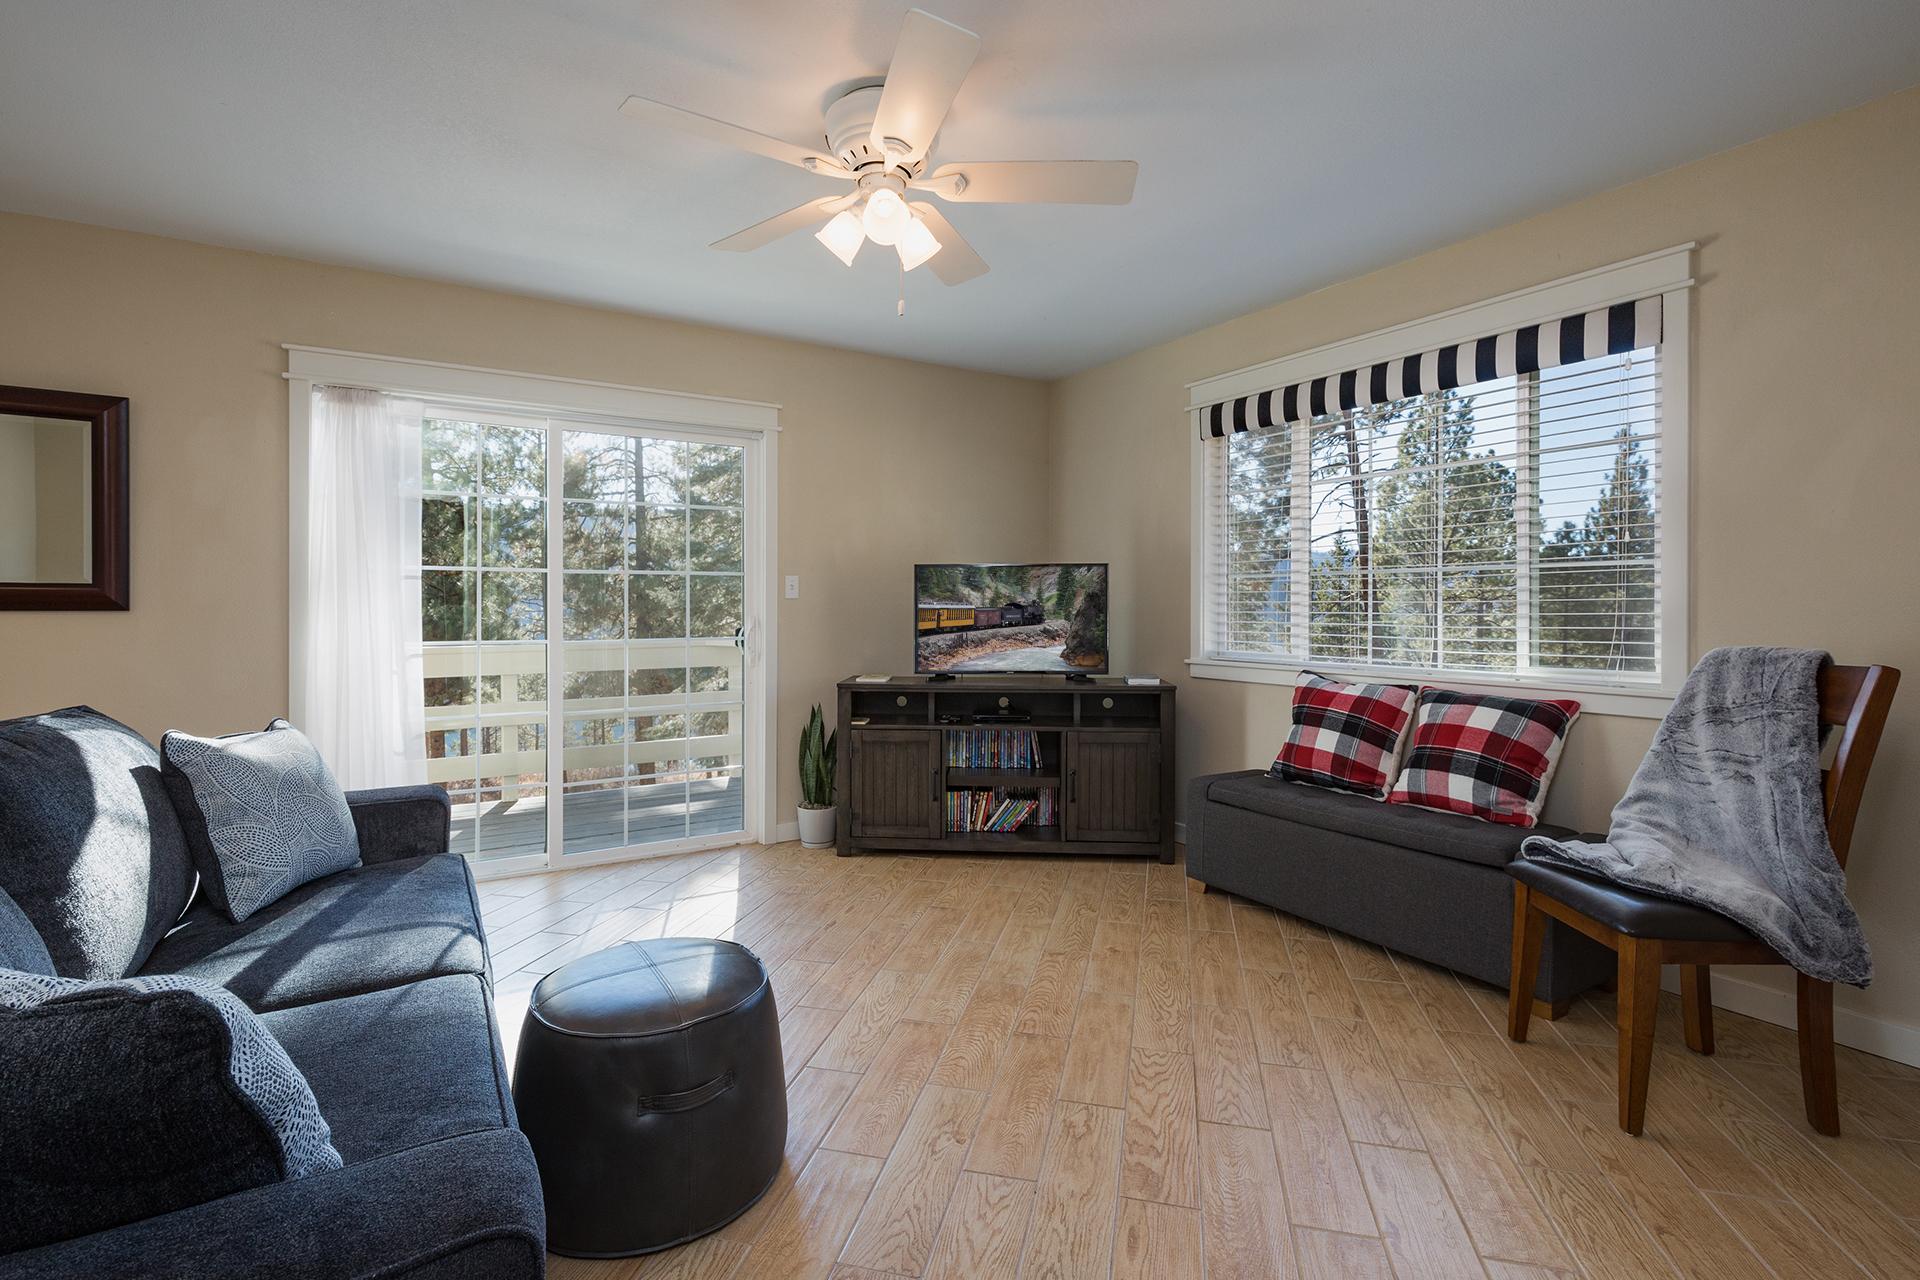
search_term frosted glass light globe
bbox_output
[861,188,911,246]
[814,210,864,266]
[896,214,942,271]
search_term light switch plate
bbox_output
[784,575,800,599]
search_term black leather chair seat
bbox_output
[1510,860,1760,943]
[511,938,787,1258]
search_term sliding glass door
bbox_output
[420,410,758,873]
[556,428,747,860]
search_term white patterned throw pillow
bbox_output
[0,967,342,1178]
[161,719,361,922]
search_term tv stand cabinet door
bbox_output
[1064,731,1160,844]
[851,729,942,840]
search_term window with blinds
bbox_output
[1205,347,1663,683]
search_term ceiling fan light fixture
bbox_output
[860,187,912,246]
[815,209,864,266]
[896,214,942,271]
[623,9,1132,296]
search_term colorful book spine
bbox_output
[944,729,1043,770]
[944,786,1058,833]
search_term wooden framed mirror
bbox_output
[0,384,130,610]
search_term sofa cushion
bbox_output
[1387,687,1581,827]
[0,1127,546,1280]
[0,887,54,974]
[161,719,361,922]
[262,972,515,1165]
[140,853,487,1013]
[1270,672,1418,800]
[0,968,341,1254]
[1203,770,1575,869]
[0,706,197,979]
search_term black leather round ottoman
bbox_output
[511,937,787,1257]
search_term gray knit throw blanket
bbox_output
[1521,646,1871,987]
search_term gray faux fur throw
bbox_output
[1520,646,1871,986]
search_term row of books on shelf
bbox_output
[946,787,1056,833]
[945,728,1044,769]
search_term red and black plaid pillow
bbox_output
[1270,673,1418,800]
[1386,688,1581,827]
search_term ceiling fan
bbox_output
[618,8,1137,289]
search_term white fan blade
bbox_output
[711,194,860,252]
[619,96,852,177]
[907,203,988,285]
[913,160,1137,204]
[870,9,979,161]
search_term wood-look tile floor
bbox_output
[477,843,1920,1280]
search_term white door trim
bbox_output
[287,347,782,876]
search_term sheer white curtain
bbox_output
[303,386,427,788]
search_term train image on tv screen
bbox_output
[914,563,1108,674]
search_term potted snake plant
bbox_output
[797,704,837,849]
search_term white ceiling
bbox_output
[4,2,1918,378]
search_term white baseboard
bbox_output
[1174,821,1187,846]
[1660,968,1920,1069]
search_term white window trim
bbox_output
[1185,247,1693,720]
[284,344,783,853]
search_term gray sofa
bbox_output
[1186,770,1614,1007]
[1,711,545,1279]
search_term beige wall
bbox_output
[0,212,1051,822]
[1050,86,1920,1037]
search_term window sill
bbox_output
[1185,657,1677,719]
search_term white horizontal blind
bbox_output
[1209,347,1662,683]
[1213,419,1293,656]
[1532,349,1661,675]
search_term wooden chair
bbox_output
[1506,663,1899,1136]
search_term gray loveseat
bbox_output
[1186,771,1614,1008]
[1,708,545,1279]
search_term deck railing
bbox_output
[422,639,744,800]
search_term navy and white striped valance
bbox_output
[1199,295,1662,440]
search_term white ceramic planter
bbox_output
[797,804,836,849]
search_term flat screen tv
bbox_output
[915,563,1109,675]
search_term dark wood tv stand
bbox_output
[834,675,1175,862]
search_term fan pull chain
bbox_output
[897,257,906,318]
